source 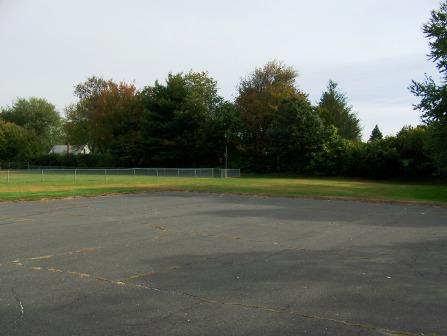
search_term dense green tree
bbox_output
[317,80,361,141]
[308,125,434,179]
[307,126,351,176]
[369,125,383,142]
[0,119,38,162]
[1,97,62,153]
[410,0,447,173]
[140,71,229,167]
[236,60,304,170]
[66,76,116,151]
[395,125,433,177]
[140,74,186,165]
[267,96,324,172]
[208,101,244,168]
[357,138,402,179]
[64,103,89,148]
[424,125,447,174]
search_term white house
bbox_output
[49,144,91,155]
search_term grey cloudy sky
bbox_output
[0,0,440,138]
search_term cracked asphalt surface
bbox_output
[0,192,446,335]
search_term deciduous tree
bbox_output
[410,0,447,173]
[66,77,143,164]
[236,60,303,170]
[0,119,37,161]
[1,97,62,153]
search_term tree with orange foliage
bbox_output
[66,77,143,165]
[236,60,308,171]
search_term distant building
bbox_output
[49,144,91,155]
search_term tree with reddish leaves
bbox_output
[66,77,143,165]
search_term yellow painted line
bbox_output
[95,277,108,282]
[0,217,33,223]
[122,272,157,282]
[30,255,52,260]
[113,281,126,286]
[68,271,90,278]
[11,246,102,265]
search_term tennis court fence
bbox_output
[0,168,241,184]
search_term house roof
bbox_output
[49,145,89,155]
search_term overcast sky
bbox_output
[0,0,440,138]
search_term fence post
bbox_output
[195,169,197,177]
[156,168,159,177]
[133,168,136,177]
[41,169,44,182]
[74,169,77,184]
[177,168,180,177]
[7,169,10,184]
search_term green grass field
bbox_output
[0,170,446,205]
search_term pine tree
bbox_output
[317,80,361,141]
[369,125,383,142]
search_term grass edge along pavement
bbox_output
[0,174,446,205]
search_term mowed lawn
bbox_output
[0,171,446,205]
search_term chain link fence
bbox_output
[0,168,241,184]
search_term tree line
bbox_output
[1,1,446,179]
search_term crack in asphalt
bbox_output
[148,225,302,251]
[10,262,427,336]
[11,288,24,326]
[0,205,90,226]
[3,243,433,336]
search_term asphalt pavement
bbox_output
[0,192,446,335]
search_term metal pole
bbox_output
[225,146,228,170]
[177,168,180,177]
[7,169,10,184]
[41,169,44,182]
[133,168,136,177]
[105,169,107,183]
[74,169,77,184]
[224,146,228,178]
